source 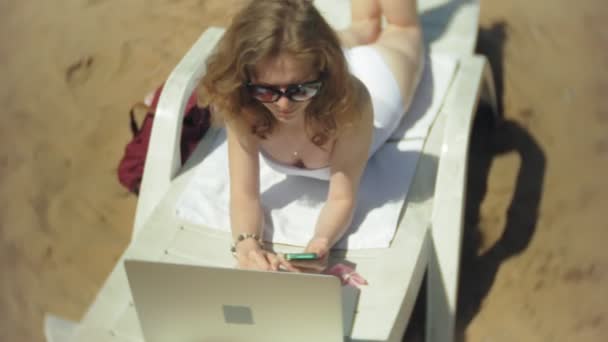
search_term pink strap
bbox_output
[324,263,368,288]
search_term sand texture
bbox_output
[1,0,606,341]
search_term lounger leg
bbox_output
[426,241,455,342]
[44,314,78,342]
[480,61,502,125]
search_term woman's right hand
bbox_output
[234,238,298,272]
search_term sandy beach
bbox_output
[1,0,606,341]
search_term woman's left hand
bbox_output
[287,237,331,273]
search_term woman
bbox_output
[200,0,423,272]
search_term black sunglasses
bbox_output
[245,79,323,103]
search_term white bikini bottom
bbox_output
[261,45,405,180]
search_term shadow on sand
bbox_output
[403,21,547,341]
[457,20,547,338]
[456,109,546,340]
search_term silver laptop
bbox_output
[124,260,358,342]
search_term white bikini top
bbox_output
[260,150,331,181]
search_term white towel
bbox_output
[176,54,457,249]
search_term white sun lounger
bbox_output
[45,0,497,341]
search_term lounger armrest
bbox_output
[134,27,225,239]
[427,55,489,342]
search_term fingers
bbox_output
[290,260,327,273]
[277,254,300,272]
[266,253,281,271]
[251,250,272,270]
[289,253,329,273]
[304,237,330,258]
[293,238,331,273]
[238,249,323,273]
[239,249,291,272]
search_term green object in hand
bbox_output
[284,253,318,261]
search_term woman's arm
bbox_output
[226,121,262,240]
[297,78,373,271]
[226,121,295,271]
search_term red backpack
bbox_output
[117,85,210,194]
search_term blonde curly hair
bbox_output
[199,0,357,146]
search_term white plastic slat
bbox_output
[134,27,225,239]
[427,55,487,342]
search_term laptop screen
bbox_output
[125,260,355,342]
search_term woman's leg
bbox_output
[338,0,382,47]
[371,0,425,110]
[340,0,424,108]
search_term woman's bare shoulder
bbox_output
[225,116,260,154]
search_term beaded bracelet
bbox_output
[230,233,263,257]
